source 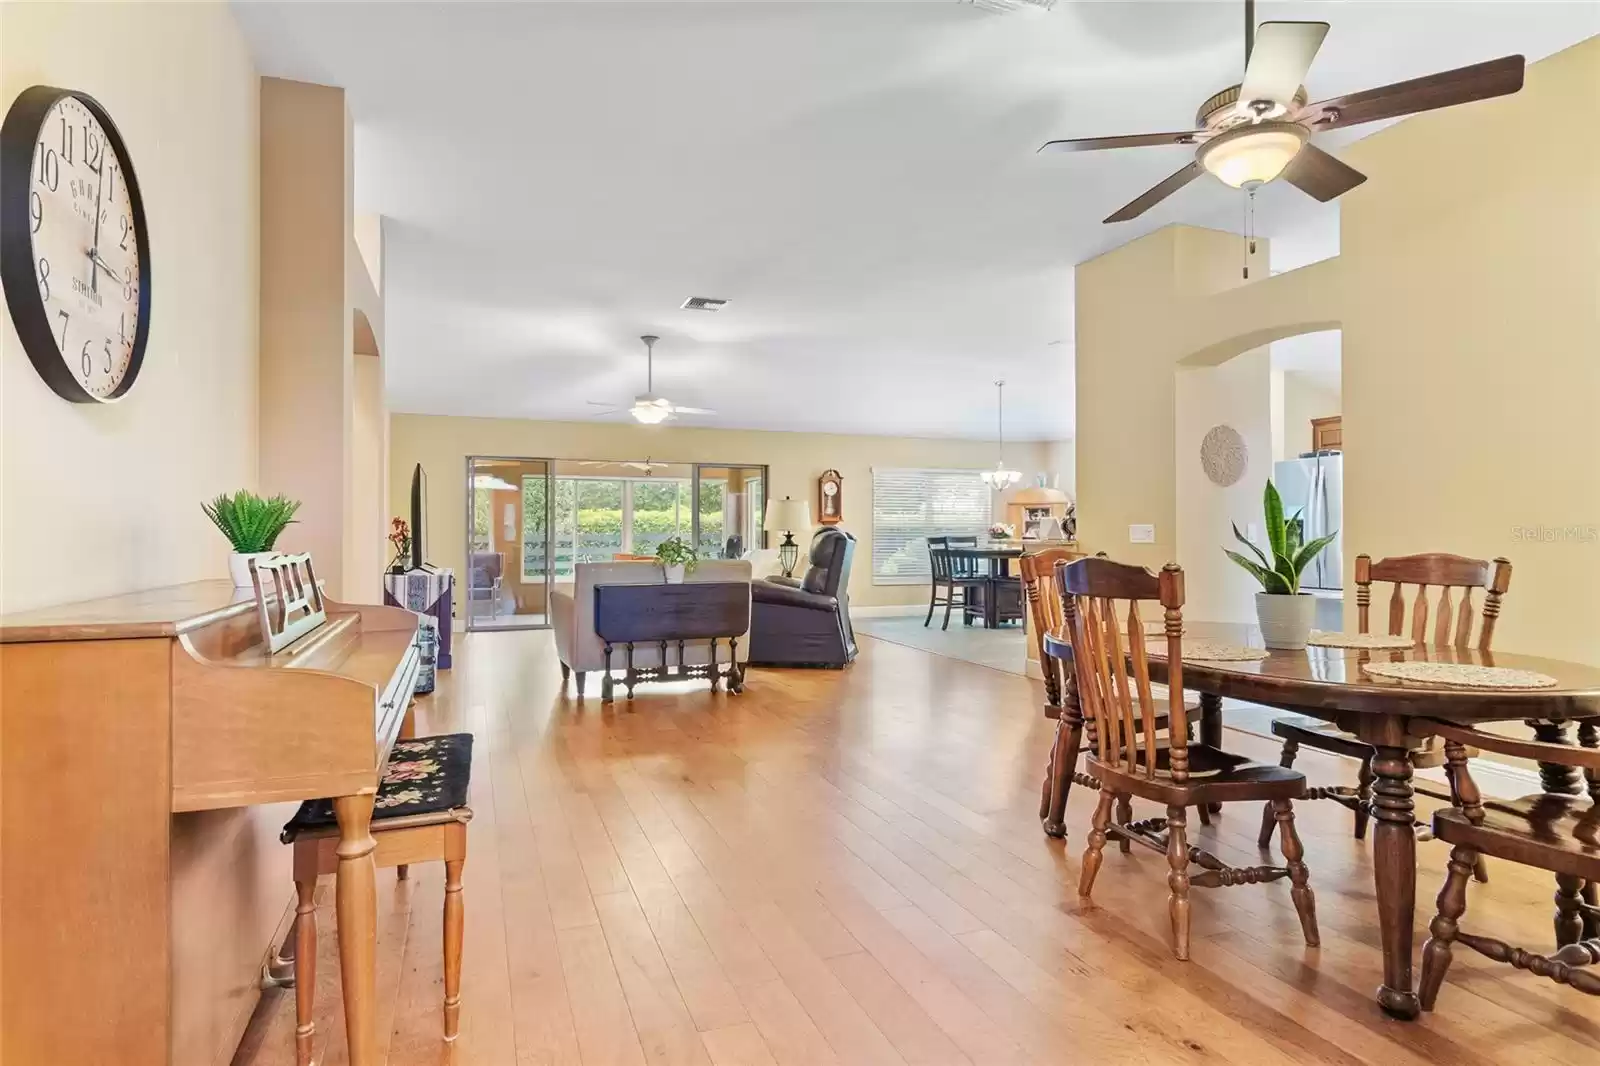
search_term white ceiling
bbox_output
[232,1,1597,441]
[1271,328,1340,394]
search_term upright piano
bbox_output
[0,579,421,1066]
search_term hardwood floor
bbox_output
[233,630,1600,1066]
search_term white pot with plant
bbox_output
[1224,480,1337,650]
[202,490,303,587]
[654,536,698,585]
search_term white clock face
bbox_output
[28,95,142,400]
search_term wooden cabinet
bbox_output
[1311,415,1342,452]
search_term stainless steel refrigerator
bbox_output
[1272,452,1343,591]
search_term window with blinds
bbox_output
[871,468,993,584]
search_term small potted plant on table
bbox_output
[202,490,302,587]
[1224,479,1337,650]
[654,536,698,584]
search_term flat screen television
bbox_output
[409,463,427,570]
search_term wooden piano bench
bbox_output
[280,733,474,1064]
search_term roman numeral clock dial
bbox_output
[1,86,150,403]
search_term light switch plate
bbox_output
[1129,523,1156,544]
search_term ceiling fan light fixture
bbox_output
[1197,121,1308,189]
[630,401,672,425]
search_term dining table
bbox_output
[1040,620,1600,1019]
[944,544,1024,628]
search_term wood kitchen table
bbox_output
[1041,620,1600,1019]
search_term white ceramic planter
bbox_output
[1255,592,1316,650]
[228,551,272,589]
[663,563,686,585]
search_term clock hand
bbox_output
[88,157,106,295]
[89,251,122,285]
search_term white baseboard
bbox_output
[851,604,928,619]
[1414,758,1542,801]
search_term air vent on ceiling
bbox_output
[680,296,729,312]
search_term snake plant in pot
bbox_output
[1224,480,1338,650]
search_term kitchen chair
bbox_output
[925,536,985,630]
[281,734,474,1063]
[1258,552,1511,885]
[1023,550,1210,839]
[1062,556,1318,960]
[1418,720,1600,1011]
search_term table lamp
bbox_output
[763,496,812,578]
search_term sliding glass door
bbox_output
[693,464,767,558]
[464,457,771,633]
[465,457,552,631]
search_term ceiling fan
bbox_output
[587,335,716,424]
[1039,0,1525,223]
[576,458,673,474]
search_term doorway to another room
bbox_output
[464,456,767,632]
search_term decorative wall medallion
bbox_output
[1199,425,1247,487]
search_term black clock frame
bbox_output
[1,85,152,404]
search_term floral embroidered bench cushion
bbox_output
[281,733,474,841]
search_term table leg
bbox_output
[1370,743,1421,1019]
[1199,692,1223,815]
[333,794,380,1066]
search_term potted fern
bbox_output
[1224,480,1337,650]
[654,536,698,584]
[202,490,302,587]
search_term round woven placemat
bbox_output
[1148,642,1269,662]
[1307,631,1415,649]
[1360,661,1559,689]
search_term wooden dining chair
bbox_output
[1063,557,1318,960]
[1020,548,1091,830]
[925,537,986,630]
[1417,719,1600,1011]
[1258,552,1512,880]
[1024,549,1210,838]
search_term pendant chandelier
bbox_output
[979,380,1023,490]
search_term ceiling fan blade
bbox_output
[669,406,716,415]
[1281,144,1366,202]
[586,400,622,408]
[1038,131,1204,154]
[1300,54,1524,131]
[1240,22,1330,111]
[1103,161,1204,224]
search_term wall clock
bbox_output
[817,469,842,525]
[1,86,150,403]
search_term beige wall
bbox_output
[1075,226,1268,570]
[350,351,385,602]
[1073,36,1600,664]
[1280,371,1340,460]
[1338,35,1600,664]
[0,0,259,612]
[390,414,1054,608]
[258,78,358,597]
[1175,347,1275,624]
[347,222,387,604]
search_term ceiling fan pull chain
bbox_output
[1242,187,1258,280]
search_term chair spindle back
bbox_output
[1057,558,1188,782]
[1019,548,1085,704]
[1354,553,1513,649]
